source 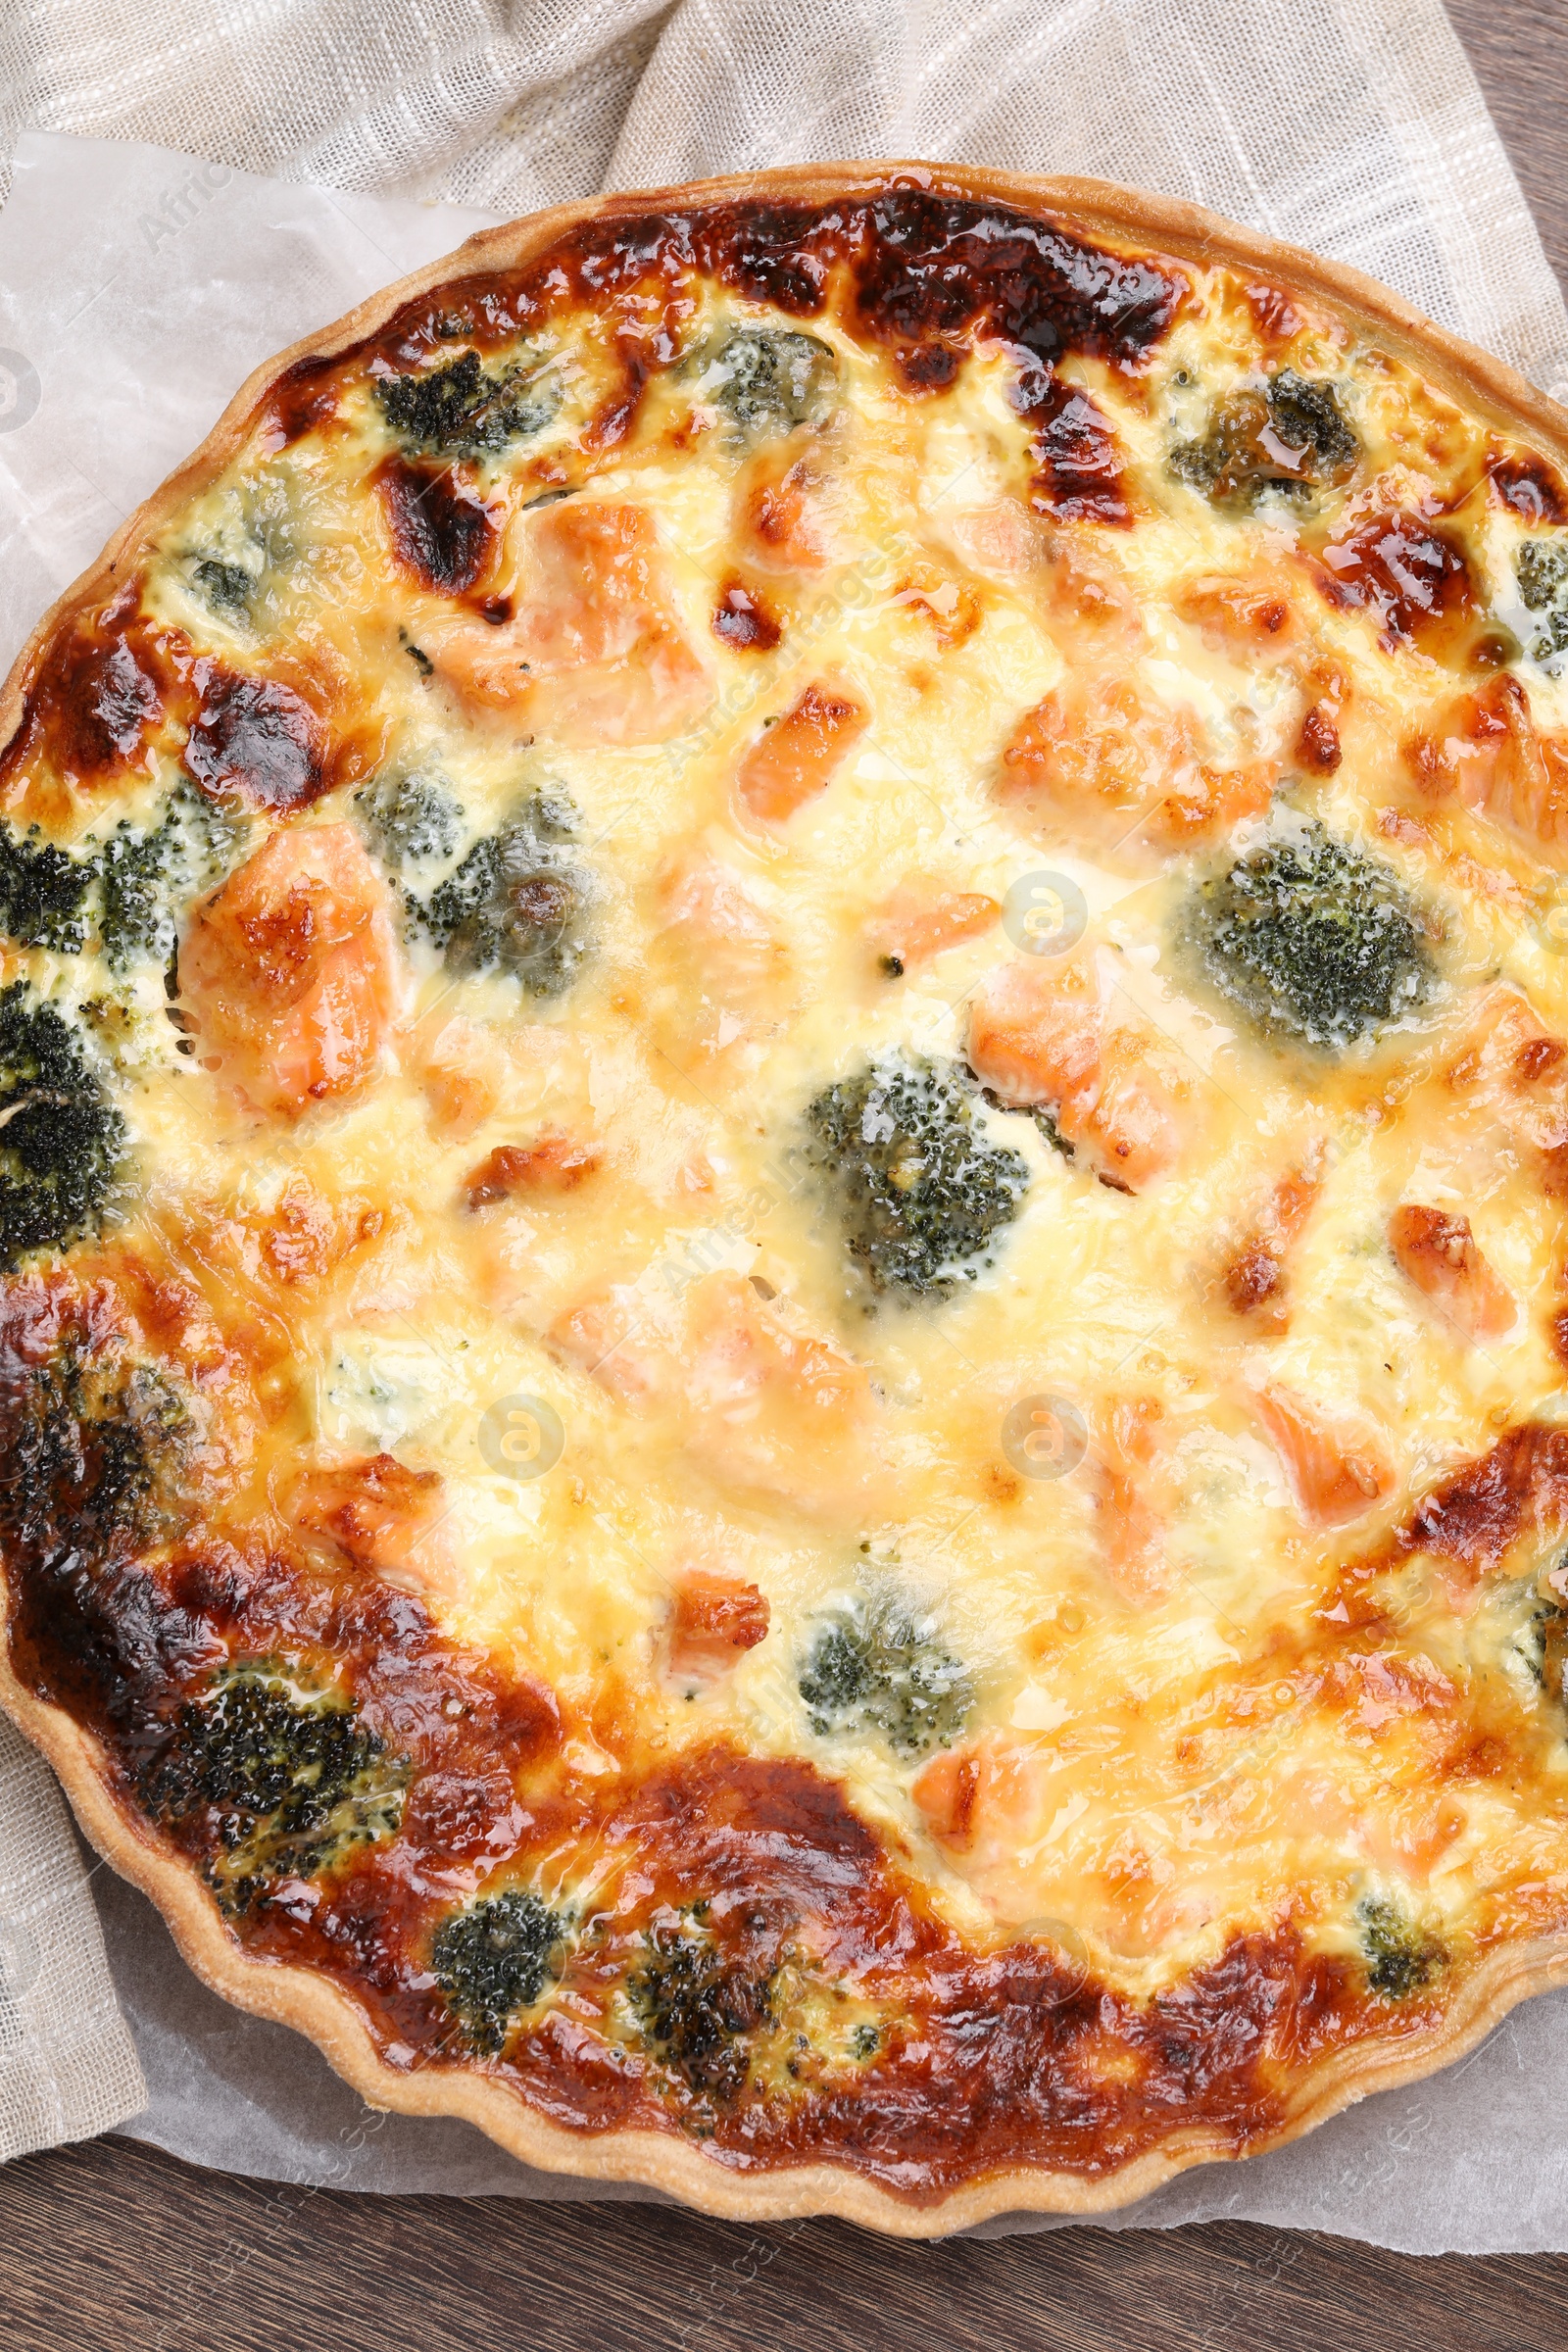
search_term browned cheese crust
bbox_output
[5,167,1568,2231]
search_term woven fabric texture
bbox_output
[0,0,1564,389]
[0,1714,145,2159]
[0,0,1565,2180]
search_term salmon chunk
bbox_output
[737,447,843,573]
[735,678,868,823]
[1404,672,1568,853]
[289,1450,450,1590]
[1443,990,1568,1166]
[1389,1203,1515,1342]
[967,957,1179,1192]
[180,822,398,1118]
[999,672,1275,859]
[871,881,1000,973]
[431,500,711,744]
[465,1135,601,1209]
[1175,570,1301,658]
[1220,1158,1323,1331]
[1089,1449,1172,1607]
[650,848,794,1067]
[551,1270,884,1517]
[664,1568,771,1683]
[1250,1384,1395,1528]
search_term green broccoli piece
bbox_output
[804,1052,1029,1298]
[429,1889,566,2054]
[1186,819,1432,1051]
[1355,1894,1446,1999]
[140,1665,408,1917]
[357,768,462,870]
[1170,369,1359,507]
[99,828,173,971]
[0,826,96,954]
[97,781,243,974]
[0,787,237,974]
[799,1591,973,1759]
[1515,537,1568,662]
[694,326,838,436]
[6,1346,188,1573]
[414,788,592,995]
[1539,1592,1568,1709]
[181,466,300,620]
[628,1922,776,2104]
[1494,1573,1568,1708]
[0,985,124,1272]
[375,348,560,458]
[191,556,256,621]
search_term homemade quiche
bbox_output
[7,166,1568,2230]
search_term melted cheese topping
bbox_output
[11,203,1568,2048]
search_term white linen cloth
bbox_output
[2,0,1568,2247]
[0,0,1564,395]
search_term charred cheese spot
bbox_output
[710,578,781,652]
[377,457,499,596]
[1,593,170,811]
[183,664,330,814]
[1316,509,1476,651]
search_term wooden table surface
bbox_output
[6,7,1568,2344]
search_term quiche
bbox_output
[6,165,1568,2232]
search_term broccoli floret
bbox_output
[804,1052,1029,1298]
[1186,819,1432,1051]
[97,781,243,974]
[181,468,299,620]
[357,767,462,870]
[0,787,237,974]
[1170,369,1359,507]
[628,1921,776,2104]
[191,556,255,620]
[1265,371,1360,470]
[140,1665,408,1917]
[1516,537,1568,662]
[414,788,592,995]
[375,348,560,458]
[0,826,96,953]
[1539,1591,1568,1709]
[1498,1573,1568,1709]
[693,326,838,436]
[799,1591,973,1759]
[429,1888,565,2054]
[1356,1894,1446,1999]
[7,1348,188,1575]
[0,985,124,1272]
[99,828,173,971]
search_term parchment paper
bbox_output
[3,77,1568,2242]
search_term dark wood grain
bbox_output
[2,2131,1567,2352]
[1453,0,1568,300]
[3,4,1567,2341]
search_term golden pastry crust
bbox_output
[5,165,1568,2233]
